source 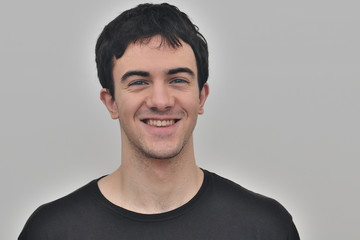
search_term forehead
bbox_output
[113,36,197,75]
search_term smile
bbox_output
[144,119,178,127]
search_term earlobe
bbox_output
[100,88,119,119]
[198,83,209,115]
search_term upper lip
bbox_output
[141,117,179,120]
[138,111,184,122]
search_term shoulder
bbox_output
[207,170,290,212]
[204,170,297,236]
[18,179,100,239]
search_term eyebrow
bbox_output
[121,71,150,81]
[167,67,195,76]
[121,67,195,82]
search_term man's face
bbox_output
[101,36,209,159]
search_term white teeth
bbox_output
[146,119,175,127]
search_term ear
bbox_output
[100,88,119,119]
[198,83,209,115]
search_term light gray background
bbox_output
[1,0,359,239]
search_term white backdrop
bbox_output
[1,0,359,239]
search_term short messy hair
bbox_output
[95,3,209,97]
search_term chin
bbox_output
[141,146,184,160]
[143,151,181,160]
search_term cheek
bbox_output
[180,95,201,116]
[117,95,140,118]
[117,98,141,132]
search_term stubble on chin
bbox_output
[131,139,186,161]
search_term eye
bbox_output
[128,80,148,86]
[170,78,189,84]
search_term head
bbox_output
[95,3,209,98]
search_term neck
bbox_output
[98,138,203,214]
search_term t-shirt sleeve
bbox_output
[18,203,67,240]
[18,206,49,240]
[287,221,300,240]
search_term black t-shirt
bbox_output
[19,170,300,240]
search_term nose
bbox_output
[146,83,174,111]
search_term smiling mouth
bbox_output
[142,119,179,127]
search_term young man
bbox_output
[19,3,300,239]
